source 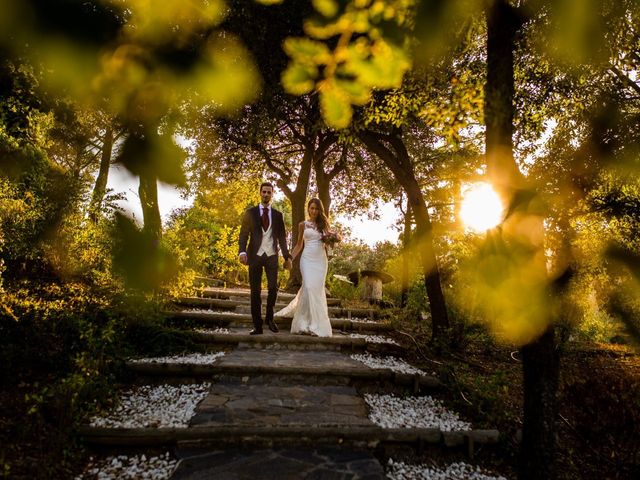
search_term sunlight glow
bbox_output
[460,182,504,233]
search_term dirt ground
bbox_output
[391,313,640,480]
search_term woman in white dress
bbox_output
[275,198,333,337]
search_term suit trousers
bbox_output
[248,253,279,330]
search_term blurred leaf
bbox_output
[282,0,413,128]
[282,62,318,95]
[112,213,178,291]
[336,78,371,105]
[254,0,284,4]
[107,0,226,45]
[343,40,410,88]
[606,245,640,284]
[542,0,607,66]
[455,230,552,346]
[414,0,483,63]
[283,37,332,65]
[116,130,187,187]
[320,80,352,129]
[313,0,339,18]
[183,36,261,113]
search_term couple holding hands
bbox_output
[238,182,339,337]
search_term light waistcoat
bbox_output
[257,207,276,256]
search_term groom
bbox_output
[238,182,292,335]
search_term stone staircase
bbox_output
[76,287,502,479]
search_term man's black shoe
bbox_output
[267,319,279,333]
[249,328,263,335]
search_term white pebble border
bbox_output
[351,353,425,375]
[76,453,177,480]
[386,459,508,480]
[348,333,399,345]
[183,308,247,315]
[365,394,472,431]
[90,383,210,428]
[334,317,380,324]
[129,352,225,364]
[194,327,231,334]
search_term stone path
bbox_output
[77,287,502,479]
[191,385,371,428]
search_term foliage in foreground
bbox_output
[0,280,193,478]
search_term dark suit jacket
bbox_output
[238,205,291,264]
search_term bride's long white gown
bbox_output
[275,221,332,337]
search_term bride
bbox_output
[275,198,333,337]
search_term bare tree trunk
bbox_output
[359,129,449,341]
[315,167,331,215]
[485,2,559,478]
[139,169,162,242]
[400,201,412,309]
[280,147,314,292]
[88,125,114,221]
[314,141,345,217]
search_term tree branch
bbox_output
[608,64,640,95]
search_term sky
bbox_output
[106,165,401,247]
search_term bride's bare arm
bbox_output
[290,221,306,260]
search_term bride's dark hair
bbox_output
[308,198,329,233]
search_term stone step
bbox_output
[171,448,385,480]
[172,300,381,320]
[125,350,439,391]
[188,331,403,355]
[190,384,372,428]
[193,277,226,288]
[198,287,342,306]
[78,424,499,454]
[200,287,297,300]
[167,311,392,333]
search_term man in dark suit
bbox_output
[238,182,292,335]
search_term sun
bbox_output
[460,182,504,233]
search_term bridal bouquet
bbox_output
[321,231,341,258]
[321,231,341,246]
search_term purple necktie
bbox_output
[261,207,269,230]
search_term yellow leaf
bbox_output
[319,81,352,129]
[313,0,339,17]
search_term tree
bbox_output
[87,115,126,222]
[358,126,450,339]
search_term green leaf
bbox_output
[282,63,318,95]
[320,81,352,129]
[336,78,371,105]
[283,37,332,65]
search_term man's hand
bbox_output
[284,258,292,270]
[239,253,248,265]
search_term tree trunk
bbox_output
[282,147,314,292]
[88,125,114,222]
[485,2,559,478]
[359,129,449,341]
[315,166,331,215]
[520,326,560,479]
[400,202,412,308]
[313,134,342,216]
[138,169,162,242]
[410,180,450,341]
